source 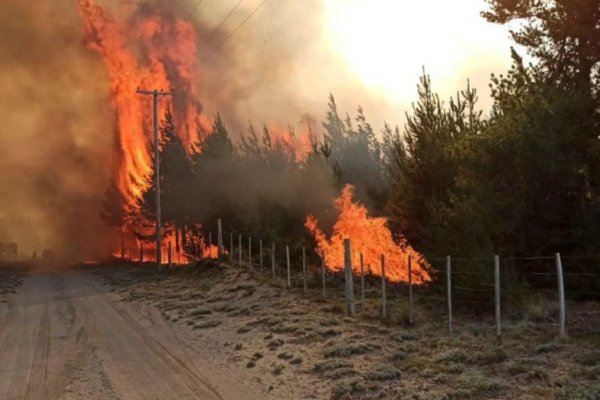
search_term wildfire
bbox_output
[76,0,212,207]
[76,0,216,262]
[267,125,314,163]
[305,185,431,284]
[114,228,220,264]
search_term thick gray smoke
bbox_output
[0,0,387,260]
[0,1,116,259]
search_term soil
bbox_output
[0,260,598,400]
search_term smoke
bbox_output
[0,1,116,259]
[0,0,393,260]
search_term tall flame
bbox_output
[305,185,431,284]
[75,0,212,207]
[266,124,314,163]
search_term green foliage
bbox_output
[483,0,600,96]
[323,94,387,208]
[387,71,484,254]
[114,1,600,298]
[135,107,193,243]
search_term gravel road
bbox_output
[0,267,256,400]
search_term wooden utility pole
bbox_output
[136,88,174,267]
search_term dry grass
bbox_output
[88,260,600,400]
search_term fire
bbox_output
[75,0,212,208]
[305,185,431,284]
[267,124,315,163]
[76,0,216,262]
[114,227,220,264]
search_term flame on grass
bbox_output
[305,185,431,283]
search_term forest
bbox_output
[102,0,600,297]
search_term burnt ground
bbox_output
[86,259,600,400]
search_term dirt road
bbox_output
[0,268,257,400]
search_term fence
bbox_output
[121,219,600,339]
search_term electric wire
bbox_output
[201,0,268,63]
[201,0,245,47]
[185,0,203,22]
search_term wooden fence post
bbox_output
[555,252,566,338]
[302,246,307,293]
[139,242,143,263]
[217,219,223,258]
[381,254,387,319]
[321,253,326,298]
[238,234,242,267]
[271,243,276,278]
[168,241,172,268]
[408,255,413,325]
[286,245,291,288]
[208,232,212,258]
[230,233,233,264]
[447,255,452,333]
[259,239,263,275]
[344,239,355,317]
[248,237,252,269]
[494,255,501,339]
[360,253,365,312]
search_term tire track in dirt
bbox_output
[73,277,226,400]
[0,269,256,400]
[22,304,50,399]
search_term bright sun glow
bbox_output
[324,0,512,101]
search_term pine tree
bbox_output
[483,0,600,98]
[137,108,193,240]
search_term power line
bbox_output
[185,0,204,22]
[201,0,268,63]
[202,0,245,47]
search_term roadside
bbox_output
[0,263,25,322]
[90,260,600,400]
[0,263,260,400]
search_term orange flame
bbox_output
[267,125,314,163]
[113,228,221,264]
[305,185,431,284]
[76,0,212,208]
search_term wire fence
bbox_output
[118,219,600,339]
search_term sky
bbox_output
[196,0,517,130]
[322,0,515,106]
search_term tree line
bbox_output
[102,0,599,297]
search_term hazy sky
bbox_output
[196,0,517,130]
[322,0,515,105]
